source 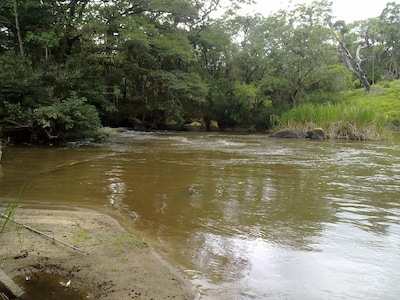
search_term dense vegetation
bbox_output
[1,0,400,142]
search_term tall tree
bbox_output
[257,1,341,107]
[334,20,371,92]
[12,0,24,56]
[377,1,400,79]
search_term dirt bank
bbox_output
[0,208,197,299]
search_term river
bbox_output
[1,130,400,299]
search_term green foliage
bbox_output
[2,93,102,142]
[1,0,400,137]
[3,101,34,125]
[304,65,352,104]
[0,52,41,105]
[377,2,400,80]
[279,102,386,128]
[261,2,338,107]
[33,93,102,140]
[344,80,400,124]
[277,102,389,140]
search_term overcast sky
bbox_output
[239,0,399,23]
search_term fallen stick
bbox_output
[38,153,116,175]
[0,213,84,253]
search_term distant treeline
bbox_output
[1,0,399,142]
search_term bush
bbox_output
[33,93,102,141]
[3,93,103,143]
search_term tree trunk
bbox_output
[338,42,370,92]
[13,0,24,57]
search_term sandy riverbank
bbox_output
[0,207,197,299]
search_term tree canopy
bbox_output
[1,0,399,142]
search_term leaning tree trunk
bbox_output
[338,42,370,92]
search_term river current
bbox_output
[1,130,400,299]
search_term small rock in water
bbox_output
[188,186,202,195]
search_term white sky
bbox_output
[239,0,400,23]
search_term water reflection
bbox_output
[1,132,400,299]
[105,166,126,206]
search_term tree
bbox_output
[231,14,269,84]
[254,1,340,107]
[12,0,24,56]
[334,19,372,92]
[349,18,381,85]
[2,0,381,139]
[189,16,239,129]
[377,2,400,79]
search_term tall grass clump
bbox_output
[277,103,389,140]
[0,185,25,235]
[1,200,19,235]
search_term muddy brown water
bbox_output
[1,130,400,299]
[12,272,91,300]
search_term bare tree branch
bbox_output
[338,42,370,92]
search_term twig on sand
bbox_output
[0,213,84,253]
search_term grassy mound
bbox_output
[344,80,400,126]
[274,80,400,140]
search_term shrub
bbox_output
[3,93,103,143]
[33,93,102,141]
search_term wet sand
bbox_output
[0,208,196,299]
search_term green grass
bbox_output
[276,100,390,140]
[344,80,400,125]
[280,102,386,126]
[1,185,26,235]
[72,228,89,245]
[274,79,400,140]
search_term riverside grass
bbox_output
[276,102,389,140]
[345,81,400,125]
[0,184,27,235]
[1,196,21,235]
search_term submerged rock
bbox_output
[270,130,307,138]
[270,128,325,140]
[188,186,202,195]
